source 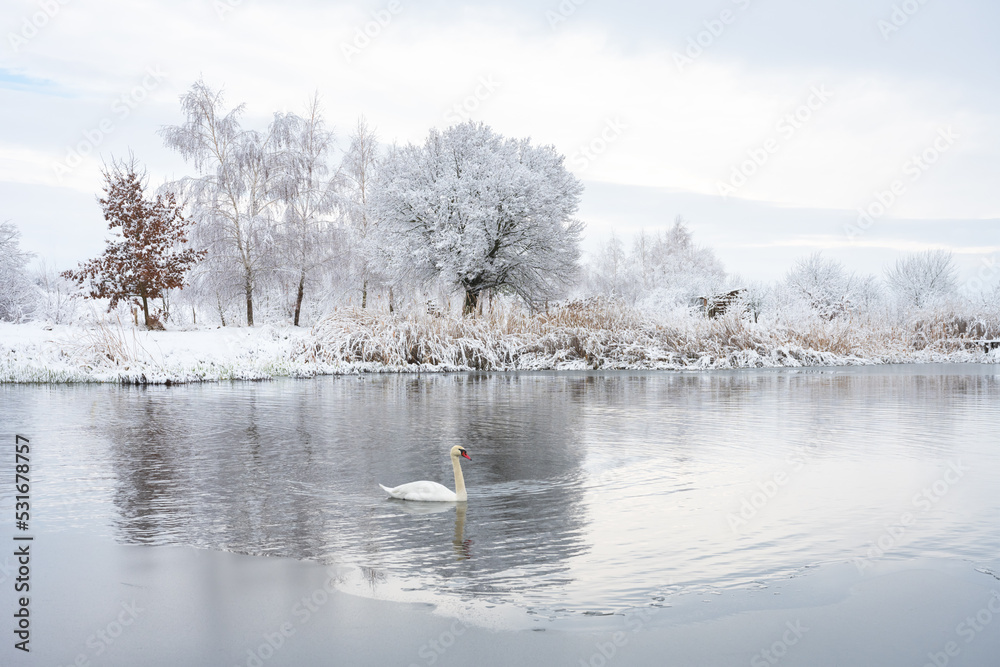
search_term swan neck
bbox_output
[452,454,467,501]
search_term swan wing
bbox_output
[379,481,457,502]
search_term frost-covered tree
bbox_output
[586,218,727,309]
[785,253,859,320]
[338,117,384,309]
[33,259,80,324]
[884,250,958,309]
[734,279,771,323]
[0,220,36,322]
[586,231,639,302]
[176,258,243,326]
[373,121,584,314]
[160,80,281,326]
[849,273,885,317]
[640,217,726,303]
[272,94,339,325]
[62,157,205,329]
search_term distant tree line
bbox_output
[1,80,997,330]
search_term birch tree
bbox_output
[272,94,338,325]
[160,80,280,326]
[339,117,383,308]
[374,121,584,314]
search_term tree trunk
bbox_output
[216,292,227,327]
[463,288,479,316]
[245,276,254,326]
[388,286,394,314]
[361,279,368,309]
[293,270,305,327]
[140,289,151,329]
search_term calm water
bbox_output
[3,366,999,617]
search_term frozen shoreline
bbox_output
[8,529,1000,667]
[1,317,997,384]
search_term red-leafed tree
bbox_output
[63,157,205,329]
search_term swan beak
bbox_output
[461,451,471,460]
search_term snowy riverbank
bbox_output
[2,306,998,384]
[0,320,319,384]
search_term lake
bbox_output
[4,364,999,619]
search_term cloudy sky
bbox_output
[2,0,998,286]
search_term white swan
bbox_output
[379,445,471,502]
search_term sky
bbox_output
[1,0,998,287]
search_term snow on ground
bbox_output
[0,321,314,383]
[1,312,998,384]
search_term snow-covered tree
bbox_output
[734,279,772,323]
[62,157,205,329]
[175,258,244,326]
[586,231,639,302]
[884,250,958,309]
[0,220,36,322]
[272,94,339,325]
[33,259,80,324]
[160,80,281,326]
[373,121,584,314]
[785,252,860,320]
[338,117,384,309]
[848,273,885,317]
[640,217,726,303]
[586,218,727,309]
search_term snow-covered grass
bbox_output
[0,319,316,384]
[2,300,997,384]
[306,299,1000,372]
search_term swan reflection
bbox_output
[384,499,471,560]
[389,501,454,515]
[453,503,470,560]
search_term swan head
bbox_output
[450,445,471,461]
